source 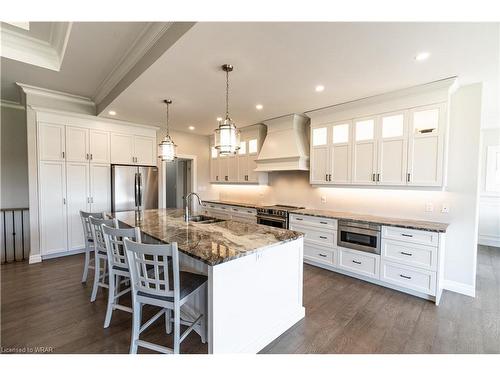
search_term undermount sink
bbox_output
[188,215,225,224]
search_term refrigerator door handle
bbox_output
[134,173,139,207]
[138,173,143,207]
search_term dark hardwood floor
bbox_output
[1,245,499,354]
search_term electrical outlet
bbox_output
[321,196,327,204]
[425,202,434,212]
[441,204,450,214]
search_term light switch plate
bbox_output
[321,196,327,204]
[441,204,450,213]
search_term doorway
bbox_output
[165,158,193,209]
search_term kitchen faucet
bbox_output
[184,192,202,222]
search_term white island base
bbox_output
[181,237,305,353]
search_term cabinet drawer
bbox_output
[380,261,436,295]
[289,214,337,230]
[289,223,335,247]
[231,214,257,224]
[382,226,439,247]
[338,248,379,279]
[304,244,336,265]
[381,239,437,271]
[230,206,257,216]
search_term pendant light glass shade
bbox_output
[214,64,240,155]
[158,99,177,162]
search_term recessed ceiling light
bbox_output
[108,110,116,116]
[415,52,430,61]
[216,117,223,122]
[315,85,325,92]
[255,104,263,110]
[188,126,195,131]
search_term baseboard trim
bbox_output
[442,279,476,298]
[41,248,85,260]
[29,254,42,264]
[478,234,500,248]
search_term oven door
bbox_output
[256,214,287,229]
[337,226,380,254]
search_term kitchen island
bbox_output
[113,209,305,353]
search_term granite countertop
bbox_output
[291,208,449,233]
[112,209,303,266]
[202,199,264,209]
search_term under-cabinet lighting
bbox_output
[108,110,116,116]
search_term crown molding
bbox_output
[1,99,24,110]
[0,22,72,71]
[16,82,95,106]
[93,22,173,105]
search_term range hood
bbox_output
[255,113,310,172]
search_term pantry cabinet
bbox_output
[110,133,156,166]
[39,123,65,161]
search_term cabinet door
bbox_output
[65,126,89,162]
[110,133,134,164]
[330,122,352,184]
[237,141,249,182]
[247,155,259,183]
[228,155,238,182]
[210,146,220,182]
[219,155,229,182]
[66,162,90,251]
[407,104,445,186]
[310,126,330,184]
[352,118,377,185]
[39,123,65,161]
[39,161,67,255]
[90,164,111,212]
[134,136,156,166]
[378,112,408,185]
[90,130,110,163]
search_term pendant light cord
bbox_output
[165,101,170,136]
[225,68,229,119]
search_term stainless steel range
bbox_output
[256,205,305,229]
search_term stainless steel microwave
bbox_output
[337,220,381,255]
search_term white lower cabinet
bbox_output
[338,248,380,279]
[304,243,337,265]
[380,261,436,295]
[201,202,257,223]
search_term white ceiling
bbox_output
[1,22,148,103]
[102,22,499,134]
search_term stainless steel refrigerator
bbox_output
[111,165,158,212]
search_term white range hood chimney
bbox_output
[255,113,310,172]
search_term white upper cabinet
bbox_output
[89,130,110,163]
[39,123,65,161]
[330,122,352,184]
[237,141,249,182]
[134,136,156,166]
[310,126,330,184]
[210,146,220,182]
[352,118,377,184]
[407,104,445,186]
[219,155,229,182]
[110,133,135,164]
[377,112,408,185]
[65,126,89,162]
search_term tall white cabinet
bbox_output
[36,111,158,259]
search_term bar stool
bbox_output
[89,216,118,302]
[102,224,141,328]
[79,211,105,283]
[123,239,207,354]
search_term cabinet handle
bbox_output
[400,251,413,256]
[352,260,362,265]
[399,274,412,280]
[225,176,228,181]
[296,218,303,221]
[318,253,327,258]
[319,236,327,239]
[401,234,413,238]
[376,173,380,182]
[86,153,89,160]
[325,174,328,181]
[407,173,411,182]
[91,197,94,203]
[90,154,93,160]
[320,221,328,224]
[216,176,219,181]
[62,151,65,159]
[372,173,375,182]
[63,198,66,205]
[87,197,90,203]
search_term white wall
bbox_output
[216,84,483,297]
[1,102,29,208]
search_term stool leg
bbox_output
[90,256,100,302]
[165,309,172,334]
[81,244,90,283]
[173,305,180,354]
[130,300,141,354]
[104,268,115,328]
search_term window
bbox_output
[382,114,404,138]
[211,147,217,158]
[332,124,349,144]
[312,127,327,146]
[248,139,258,154]
[355,119,374,141]
[238,141,247,155]
[413,108,439,134]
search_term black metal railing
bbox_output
[1,208,30,264]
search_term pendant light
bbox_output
[214,64,240,155]
[158,99,177,162]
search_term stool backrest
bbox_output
[80,211,105,241]
[102,225,141,270]
[89,217,118,253]
[123,239,180,301]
